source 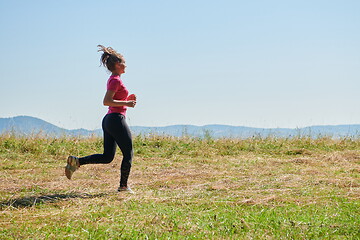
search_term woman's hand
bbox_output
[126,100,137,108]
[126,94,137,108]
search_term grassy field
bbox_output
[0,134,359,239]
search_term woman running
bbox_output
[65,45,137,193]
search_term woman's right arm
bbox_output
[103,90,136,108]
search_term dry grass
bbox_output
[0,135,359,239]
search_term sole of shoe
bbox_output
[65,164,73,180]
[65,156,78,180]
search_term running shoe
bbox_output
[117,186,134,194]
[65,156,80,180]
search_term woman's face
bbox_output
[114,61,126,75]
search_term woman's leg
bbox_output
[78,115,117,165]
[104,114,133,188]
[77,113,133,187]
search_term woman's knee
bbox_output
[121,151,133,166]
[102,154,115,164]
[121,158,132,170]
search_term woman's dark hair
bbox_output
[97,45,125,71]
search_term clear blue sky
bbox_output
[1,0,359,130]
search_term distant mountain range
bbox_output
[0,116,99,137]
[1,116,360,139]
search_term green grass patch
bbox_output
[0,134,359,239]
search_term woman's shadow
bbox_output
[0,192,108,209]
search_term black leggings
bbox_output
[79,113,133,187]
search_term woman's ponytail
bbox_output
[97,45,124,71]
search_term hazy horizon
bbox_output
[2,115,360,131]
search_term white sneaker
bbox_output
[117,186,134,194]
[65,156,80,180]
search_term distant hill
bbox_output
[0,116,100,137]
[1,116,360,138]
